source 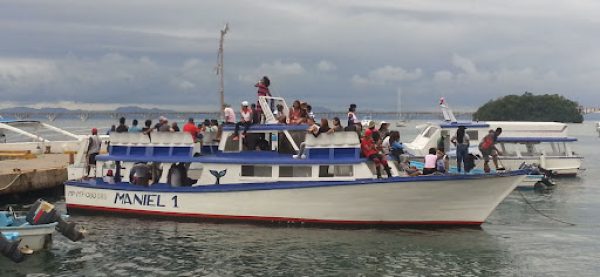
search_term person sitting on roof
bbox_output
[328,117,343,133]
[293,117,321,159]
[142,120,153,135]
[251,103,260,124]
[288,100,303,125]
[116,117,128,133]
[306,105,315,120]
[378,121,390,139]
[232,101,253,141]
[129,119,141,132]
[361,132,392,178]
[171,122,180,132]
[273,104,287,124]
[364,120,377,138]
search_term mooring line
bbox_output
[518,190,576,226]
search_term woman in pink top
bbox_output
[288,100,303,124]
[423,147,437,175]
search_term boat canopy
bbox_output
[439,122,490,129]
[496,137,578,143]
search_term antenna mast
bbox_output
[216,23,229,118]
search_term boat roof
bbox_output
[439,122,490,129]
[496,137,578,142]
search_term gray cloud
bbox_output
[1,0,599,111]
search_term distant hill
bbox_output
[0,106,176,113]
[473,92,584,123]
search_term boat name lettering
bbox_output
[68,190,107,200]
[114,193,174,208]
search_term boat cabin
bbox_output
[92,96,400,187]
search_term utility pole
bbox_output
[216,23,229,118]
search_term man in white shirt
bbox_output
[232,101,253,141]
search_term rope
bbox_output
[518,189,576,226]
[0,173,23,192]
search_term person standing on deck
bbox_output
[479,128,504,173]
[255,76,271,122]
[86,128,102,178]
[183,118,198,142]
[347,104,358,127]
[451,126,470,173]
[223,104,236,125]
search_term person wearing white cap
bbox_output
[232,101,253,140]
[378,121,390,138]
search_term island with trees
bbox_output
[473,92,584,123]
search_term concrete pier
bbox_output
[0,154,68,196]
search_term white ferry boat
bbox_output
[0,120,108,154]
[403,101,582,176]
[64,97,529,226]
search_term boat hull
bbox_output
[0,221,57,251]
[65,174,524,226]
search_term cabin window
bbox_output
[537,142,567,156]
[334,165,353,177]
[318,165,353,177]
[279,166,312,177]
[466,130,478,141]
[241,165,272,177]
[422,127,438,138]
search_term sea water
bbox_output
[1,117,599,276]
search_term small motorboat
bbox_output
[0,210,57,251]
[1,200,85,263]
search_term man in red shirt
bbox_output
[183,118,198,142]
[361,132,392,179]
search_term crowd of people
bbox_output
[90,75,506,179]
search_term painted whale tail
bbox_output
[210,169,227,178]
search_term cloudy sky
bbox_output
[1,0,599,111]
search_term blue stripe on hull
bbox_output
[66,169,528,193]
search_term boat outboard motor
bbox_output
[25,199,85,242]
[0,233,25,263]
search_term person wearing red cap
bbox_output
[87,128,102,178]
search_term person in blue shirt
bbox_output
[129,119,142,132]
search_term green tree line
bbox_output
[473,92,583,123]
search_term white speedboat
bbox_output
[0,120,107,154]
[403,101,583,176]
[64,96,528,227]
